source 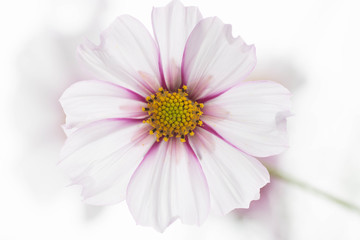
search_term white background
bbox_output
[1,0,360,239]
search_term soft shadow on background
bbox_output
[248,57,306,93]
[14,0,108,221]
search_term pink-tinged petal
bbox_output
[61,124,76,137]
[189,128,269,215]
[59,119,155,205]
[202,81,292,157]
[126,138,210,232]
[59,80,147,130]
[78,15,162,97]
[152,0,202,91]
[182,17,256,101]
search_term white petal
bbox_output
[78,15,162,97]
[189,128,269,215]
[59,119,155,205]
[182,17,256,101]
[152,0,202,91]
[60,80,147,130]
[126,138,210,232]
[202,81,291,157]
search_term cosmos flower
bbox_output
[59,0,291,232]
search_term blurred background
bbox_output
[1,0,360,239]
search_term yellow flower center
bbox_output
[142,86,204,142]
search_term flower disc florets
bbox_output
[142,86,203,142]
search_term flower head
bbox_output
[59,0,291,232]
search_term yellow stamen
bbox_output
[142,86,203,142]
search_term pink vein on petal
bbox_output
[59,118,145,162]
[200,122,250,156]
[125,140,160,219]
[88,79,147,102]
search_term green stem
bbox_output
[267,166,360,215]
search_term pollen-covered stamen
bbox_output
[142,86,204,142]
